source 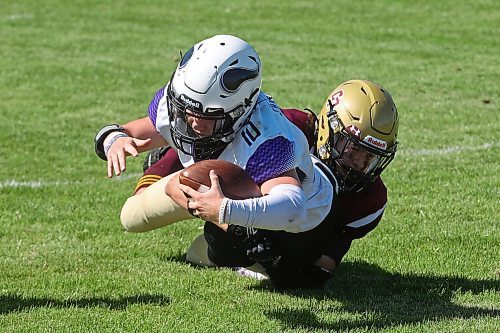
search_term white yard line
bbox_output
[1,142,497,189]
[0,173,142,189]
[3,14,34,21]
[399,142,497,156]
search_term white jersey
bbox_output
[148,86,333,232]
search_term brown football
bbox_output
[179,160,261,200]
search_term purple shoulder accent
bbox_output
[246,137,296,184]
[148,86,165,127]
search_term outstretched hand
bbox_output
[178,170,226,223]
[107,137,152,178]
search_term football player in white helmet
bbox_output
[95,35,334,277]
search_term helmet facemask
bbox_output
[321,107,396,192]
[168,84,227,160]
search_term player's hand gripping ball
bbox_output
[179,160,261,199]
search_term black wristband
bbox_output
[94,124,126,160]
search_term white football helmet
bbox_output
[167,35,262,160]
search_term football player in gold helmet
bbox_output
[316,79,399,192]
[296,79,400,284]
[231,80,399,287]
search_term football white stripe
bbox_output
[345,204,386,228]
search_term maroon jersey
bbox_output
[322,176,387,264]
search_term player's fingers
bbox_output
[108,154,120,176]
[186,199,197,209]
[110,155,122,176]
[124,144,139,157]
[134,137,152,147]
[117,150,127,172]
[186,199,200,217]
[178,184,197,198]
[209,170,222,191]
[107,158,114,178]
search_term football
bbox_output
[179,160,261,200]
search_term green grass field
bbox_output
[1,0,498,332]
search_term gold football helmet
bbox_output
[316,79,399,192]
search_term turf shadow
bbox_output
[159,251,187,264]
[255,261,499,331]
[0,293,171,314]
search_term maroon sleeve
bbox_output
[281,108,317,150]
[338,177,387,239]
[134,147,183,194]
[323,235,353,265]
[323,177,388,264]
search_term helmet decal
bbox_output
[364,135,387,150]
[179,46,194,68]
[179,94,203,112]
[330,89,344,107]
[221,65,260,93]
[346,124,361,139]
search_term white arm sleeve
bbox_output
[222,184,307,233]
